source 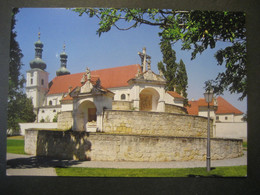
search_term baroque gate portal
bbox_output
[139,88,160,112]
[75,100,97,131]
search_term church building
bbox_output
[23,34,245,161]
[26,34,186,132]
[25,34,245,138]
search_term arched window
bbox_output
[53,109,56,112]
[49,100,52,106]
[121,94,126,100]
[41,79,44,85]
[31,78,33,84]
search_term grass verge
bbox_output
[243,141,247,150]
[56,166,247,177]
[7,136,26,154]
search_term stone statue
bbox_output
[138,47,151,72]
[147,59,151,70]
[86,67,91,81]
[80,74,86,84]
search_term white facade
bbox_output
[215,122,247,141]
[26,68,49,109]
[38,106,61,122]
[45,94,63,106]
[109,87,131,101]
[215,114,243,122]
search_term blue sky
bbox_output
[15,8,247,113]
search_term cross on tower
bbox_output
[138,47,151,72]
[38,27,41,40]
[63,42,66,51]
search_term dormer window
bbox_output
[49,100,52,106]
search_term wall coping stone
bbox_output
[105,109,212,120]
[25,129,242,142]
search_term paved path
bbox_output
[6,153,57,176]
[6,152,247,176]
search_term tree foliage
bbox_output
[157,39,188,105]
[157,39,178,91]
[8,8,36,135]
[176,59,188,99]
[72,8,246,100]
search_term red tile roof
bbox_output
[197,98,215,107]
[48,64,141,95]
[215,96,243,115]
[61,94,73,101]
[186,96,243,115]
[167,91,184,99]
[186,100,199,115]
[48,72,84,95]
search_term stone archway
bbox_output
[76,100,97,131]
[139,88,160,111]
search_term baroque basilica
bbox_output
[26,34,243,133]
[26,34,186,131]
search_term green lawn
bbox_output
[7,136,26,154]
[243,141,247,150]
[56,166,247,177]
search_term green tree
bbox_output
[157,39,188,105]
[72,8,246,100]
[157,39,178,92]
[176,59,188,99]
[8,8,36,135]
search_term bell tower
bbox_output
[26,32,49,113]
[56,43,70,76]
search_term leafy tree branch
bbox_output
[72,8,246,100]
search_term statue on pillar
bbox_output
[138,47,151,72]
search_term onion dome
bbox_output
[29,32,46,70]
[56,43,71,76]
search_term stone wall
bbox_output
[111,101,187,114]
[103,110,213,137]
[24,129,38,155]
[57,111,73,130]
[112,101,133,110]
[25,130,243,161]
[165,103,187,114]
